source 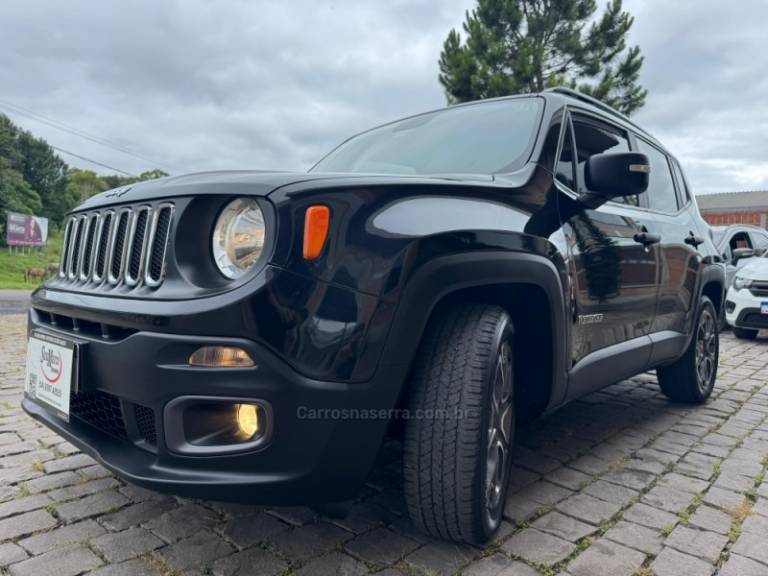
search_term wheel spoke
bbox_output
[485,339,513,515]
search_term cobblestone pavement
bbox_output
[2,314,768,575]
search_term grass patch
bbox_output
[609,457,628,471]
[726,500,753,524]
[145,552,180,576]
[0,232,63,289]
[660,524,674,537]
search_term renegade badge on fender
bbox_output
[23,88,725,544]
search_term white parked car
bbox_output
[725,253,768,339]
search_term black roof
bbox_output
[543,87,661,148]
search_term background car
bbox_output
[712,224,768,288]
[725,251,768,339]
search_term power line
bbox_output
[51,146,135,176]
[0,99,176,172]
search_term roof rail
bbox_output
[544,87,650,138]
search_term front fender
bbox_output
[378,239,570,409]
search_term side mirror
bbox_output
[580,152,650,208]
[733,247,755,263]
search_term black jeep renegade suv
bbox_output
[23,88,725,544]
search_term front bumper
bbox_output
[725,287,768,330]
[22,284,405,504]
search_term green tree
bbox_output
[0,114,73,226]
[439,0,647,115]
[0,163,42,239]
[68,168,169,203]
[0,112,172,235]
[16,131,69,223]
[65,169,109,202]
[101,168,169,190]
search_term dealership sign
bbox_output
[6,211,48,246]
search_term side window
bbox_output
[572,118,636,205]
[670,158,690,207]
[751,232,768,254]
[555,119,576,190]
[636,139,679,213]
[730,232,752,251]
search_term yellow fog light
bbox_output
[189,346,254,368]
[236,404,260,438]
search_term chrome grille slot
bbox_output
[67,216,86,279]
[59,218,73,278]
[55,202,174,292]
[79,214,100,281]
[93,211,113,283]
[124,207,151,286]
[145,204,174,287]
[108,209,132,285]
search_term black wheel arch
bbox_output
[688,261,726,349]
[380,247,570,419]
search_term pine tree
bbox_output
[439,0,647,115]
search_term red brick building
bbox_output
[697,191,768,229]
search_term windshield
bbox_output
[712,228,726,245]
[311,97,543,175]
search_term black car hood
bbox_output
[74,169,508,212]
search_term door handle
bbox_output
[684,232,705,247]
[633,232,661,246]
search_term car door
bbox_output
[637,141,700,338]
[556,112,659,366]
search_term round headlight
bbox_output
[212,198,266,279]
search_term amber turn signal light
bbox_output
[188,346,255,368]
[303,205,330,260]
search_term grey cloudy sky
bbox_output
[1,0,766,194]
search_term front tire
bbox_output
[657,296,718,403]
[733,327,758,340]
[403,303,514,544]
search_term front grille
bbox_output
[57,202,174,291]
[70,390,128,440]
[134,404,157,445]
[749,282,768,298]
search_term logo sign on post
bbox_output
[6,211,49,246]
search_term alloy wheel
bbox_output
[485,341,513,522]
[695,308,717,393]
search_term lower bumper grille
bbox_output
[134,404,158,445]
[741,312,768,328]
[69,390,157,448]
[70,390,127,441]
